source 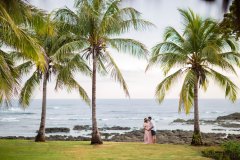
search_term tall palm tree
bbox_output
[19,15,91,142]
[146,9,239,145]
[55,0,153,144]
[0,0,46,105]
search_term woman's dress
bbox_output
[143,122,153,144]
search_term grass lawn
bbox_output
[0,140,212,160]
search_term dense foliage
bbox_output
[220,0,240,39]
[202,141,240,160]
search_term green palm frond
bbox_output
[54,7,79,26]
[206,68,238,102]
[163,26,184,43]
[107,38,148,58]
[0,49,19,106]
[0,2,46,69]
[53,39,88,61]
[155,69,185,103]
[221,52,240,67]
[178,70,195,114]
[55,68,90,105]
[19,71,40,108]
[105,52,129,97]
[15,61,33,76]
[60,54,91,76]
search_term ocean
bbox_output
[0,99,240,137]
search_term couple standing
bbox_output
[143,116,156,144]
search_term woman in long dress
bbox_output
[143,118,153,144]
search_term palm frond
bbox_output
[107,38,148,58]
[155,69,184,103]
[178,70,195,114]
[19,71,40,108]
[55,69,90,105]
[206,68,238,102]
[105,51,129,97]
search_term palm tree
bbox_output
[146,9,239,145]
[19,15,91,142]
[55,0,153,144]
[0,0,46,105]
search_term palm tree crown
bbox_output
[19,14,91,107]
[0,0,46,105]
[147,9,239,145]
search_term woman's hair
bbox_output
[144,118,148,123]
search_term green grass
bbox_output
[0,140,212,160]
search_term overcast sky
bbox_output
[27,0,238,99]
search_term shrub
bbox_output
[222,141,240,160]
[202,141,240,160]
[202,148,225,160]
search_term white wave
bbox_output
[0,117,19,122]
[205,111,224,114]
[1,107,22,112]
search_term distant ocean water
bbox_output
[0,99,240,137]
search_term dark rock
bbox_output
[172,118,186,123]
[202,120,218,124]
[212,129,227,131]
[73,125,131,131]
[185,119,194,124]
[45,127,70,133]
[219,123,240,128]
[172,119,218,125]
[101,126,131,130]
[73,125,91,131]
[110,129,232,145]
[1,129,239,145]
[217,112,240,121]
[101,133,119,139]
[230,129,240,131]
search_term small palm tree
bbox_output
[146,9,239,145]
[19,15,91,142]
[55,0,153,144]
[0,0,46,105]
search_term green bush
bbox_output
[222,141,240,160]
[202,148,225,160]
[202,141,240,160]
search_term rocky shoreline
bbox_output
[172,112,240,130]
[1,129,240,146]
[1,113,240,145]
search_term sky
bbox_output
[27,0,238,99]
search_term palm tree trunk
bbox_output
[191,75,203,145]
[91,50,103,145]
[35,73,47,142]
